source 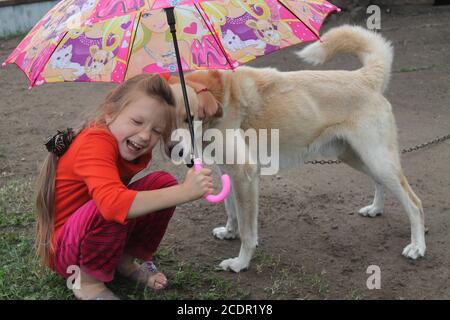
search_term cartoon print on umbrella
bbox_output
[5,0,100,86]
[202,0,267,64]
[89,0,207,23]
[125,5,228,79]
[37,14,136,85]
[2,0,340,202]
[4,0,340,87]
[245,0,303,48]
[280,0,338,36]
[200,0,320,67]
[125,8,191,77]
[176,6,229,69]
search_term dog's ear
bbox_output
[187,71,223,120]
[186,70,224,105]
[198,99,223,120]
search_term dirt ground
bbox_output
[1,5,449,299]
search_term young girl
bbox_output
[35,73,214,300]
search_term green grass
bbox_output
[253,250,330,299]
[0,178,252,300]
[0,178,72,299]
[109,246,251,300]
[396,65,437,73]
[0,177,340,300]
[347,289,365,300]
[0,178,35,228]
[0,230,74,300]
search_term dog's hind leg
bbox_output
[218,163,260,272]
[358,182,385,217]
[339,146,385,217]
[213,165,239,240]
[347,137,426,259]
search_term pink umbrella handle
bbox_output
[193,158,230,203]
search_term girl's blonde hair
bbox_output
[35,74,176,266]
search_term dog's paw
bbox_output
[402,243,426,259]
[358,204,383,217]
[212,227,237,240]
[219,257,249,273]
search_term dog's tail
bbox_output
[296,25,393,93]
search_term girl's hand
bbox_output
[182,168,214,201]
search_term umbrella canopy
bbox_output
[2,0,339,203]
[2,0,340,88]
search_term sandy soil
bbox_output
[1,5,449,299]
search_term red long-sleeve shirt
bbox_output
[52,124,151,248]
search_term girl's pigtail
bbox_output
[34,126,84,266]
[35,152,57,266]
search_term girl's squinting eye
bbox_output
[152,128,162,135]
[131,119,143,125]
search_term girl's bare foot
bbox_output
[72,270,119,300]
[118,254,167,290]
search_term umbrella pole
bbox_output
[165,7,196,167]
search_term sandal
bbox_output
[74,286,120,300]
[127,261,168,290]
[88,288,120,300]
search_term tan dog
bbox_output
[175,25,426,272]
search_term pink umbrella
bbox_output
[2,0,340,202]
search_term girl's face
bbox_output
[106,93,168,161]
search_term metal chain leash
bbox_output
[305,132,450,165]
[401,133,450,154]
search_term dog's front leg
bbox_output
[218,163,259,272]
